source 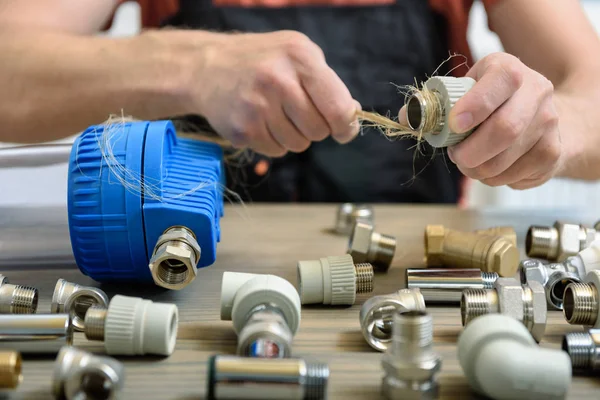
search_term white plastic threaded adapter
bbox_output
[220,272,301,334]
[458,314,571,400]
[298,255,359,305]
[578,240,600,275]
[408,76,476,148]
[104,295,178,356]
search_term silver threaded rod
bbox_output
[84,306,107,341]
[0,285,38,314]
[563,332,595,369]
[481,272,498,289]
[354,263,374,294]
[461,289,499,326]
[304,362,329,400]
[564,282,599,326]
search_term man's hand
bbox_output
[188,30,360,157]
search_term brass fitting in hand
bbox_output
[424,225,520,277]
[526,221,598,261]
[348,222,396,272]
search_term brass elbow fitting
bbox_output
[0,351,21,389]
[348,222,396,272]
[424,225,520,277]
[0,275,38,314]
[526,221,598,261]
[334,203,374,235]
[51,279,108,332]
[149,226,201,290]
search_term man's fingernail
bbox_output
[452,112,473,133]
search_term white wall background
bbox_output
[1,1,600,208]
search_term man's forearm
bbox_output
[0,30,203,143]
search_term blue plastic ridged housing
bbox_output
[67,120,224,282]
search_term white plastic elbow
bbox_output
[458,314,571,400]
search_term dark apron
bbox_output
[166,0,462,203]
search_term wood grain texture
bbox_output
[4,204,600,399]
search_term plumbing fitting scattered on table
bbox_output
[0,274,38,314]
[220,272,300,358]
[381,310,441,400]
[334,203,374,235]
[207,355,329,400]
[297,254,374,305]
[359,289,426,352]
[458,314,571,400]
[348,222,396,272]
[0,314,72,354]
[53,346,124,400]
[563,329,600,372]
[424,225,520,277]
[563,270,600,328]
[0,351,21,389]
[51,279,108,332]
[472,226,518,246]
[407,268,499,304]
[461,277,547,342]
[84,295,178,356]
[526,221,598,262]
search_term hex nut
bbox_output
[495,278,525,323]
[556,222,583,261]
[382,357,441,400]
[528,281,548,342]
[382,376,438,400]
[149,229,201,290]
[425,225,445,266]
[520,260,548,286]
[349,222,373,263]
[487,237,520,277]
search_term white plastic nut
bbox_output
[458,314,571,400]
[578,240,600,275]
[297,255,356,305]
[220,272,301,334]
[104,295,178,356]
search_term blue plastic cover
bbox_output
[67,121,223,282]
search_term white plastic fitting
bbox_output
[577,239,600,274]
[84,295,178,356]
[458,314,571,400]
[220,272,301,334]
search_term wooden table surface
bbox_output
[4,204,600,399]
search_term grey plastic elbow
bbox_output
[458,314,571,400]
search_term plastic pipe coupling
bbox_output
[348,222,396,272]
[67,120,224,287]
[334,203,374,235]
[526,221,598,262]
[220,272,301,358]
[51,279,108,332]
[461,278,547,342]
[359,289,426,352]
[53,346,124,400]
[458,314,571,400]
[519,240,600,310]
[563,270,600,328]
[424,225,520,277]
[83,295,178,356]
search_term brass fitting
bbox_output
[53,346,124,400]
[563,270,600,328]
[51,279,108,332]
[461,278,547,342]
[148,226,201,290]
[335,203,374,235]
[297,255,374,305]
[381,311,441,400]
[526,221,598,261]
[0,274,38,314]
[348,222,396,271]
[563,329,600,371]
[424,225,520,277]
[472,226,517,246]
[0,351,21,389]
[359,289,426,352]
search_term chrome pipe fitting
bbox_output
[407,268,498,304]
[53,346,124,400]
[0,351,21,389]
[0,274,38,314]
[381,310,441,399]
[461,278,547,342]
[425,225,520,277]
[297,255,374,305]
[237,305,293,358]
[359,289,426,352]
[348,222,396,271]
[0,314,72,354]
[526,221,598,261]
[563,329,600,371]
[149,226,201,290]
[334,203,374,235]
[562,270,600,328]
[207,355,329,400]
[83,295,178,356]
[51,279,108,332]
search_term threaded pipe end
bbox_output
[481,272,499,289]
[10,286,38,314]
[461,289,496,326]
[354,263,374,293]
[526,226,558,259]
[304,362,329,400]
[564,282,599,326]
[0,351,21,389]
[372,234,396,268]
[392,310,433,349]
[84,306,107,341]
[563,332,594,369]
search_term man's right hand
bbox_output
[182,30,361,156]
